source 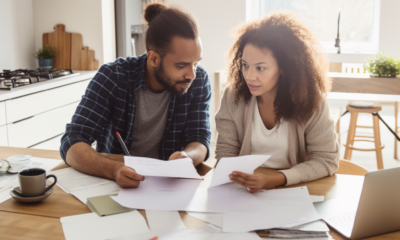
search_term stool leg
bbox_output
[395,102,398,160]
[337,116,341,146]
[373,114,384,169]
[344,112,358,160]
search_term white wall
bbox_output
[0,0,36,70]
[33,0,116,67]
[379,0,400,58]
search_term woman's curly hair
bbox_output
[227,12,331,125]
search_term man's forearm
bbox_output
[65,142,123,180]
[183,142,207,167]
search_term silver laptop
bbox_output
[314,167,400,240]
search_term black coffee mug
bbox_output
[18,168,57,197]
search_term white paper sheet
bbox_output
[48,167,113,193]
[145,210,186,231]
[186,212,223,228]
[112,177,230,212]
[60,211,149,240]
[223,187,322,232]
[110,224,261,240]
[124,156,201,179]
[209,155,270,188]
[0,157,62,183]
[71,181,121,203]
[311,195,325,202]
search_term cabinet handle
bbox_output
[12,116,34,124]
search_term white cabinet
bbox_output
[5,80,89,123]
[31,134,63,151]
[0,125,7,146]
[0,101,6,126]
[7,102,79,148]
[2,78,92,149]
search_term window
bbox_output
[247,0,380,53]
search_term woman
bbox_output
[215,12,340,193]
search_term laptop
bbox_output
[314,167,400,240]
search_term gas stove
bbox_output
[0,69,78,90]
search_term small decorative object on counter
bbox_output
[364,52,400,78]
[35,45,56,71]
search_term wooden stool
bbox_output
[343,103,384,169]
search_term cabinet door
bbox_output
[0,101,6,126]
[7,102,79,148]
[5,80,90,123]
[31,134,63,151]
[0,125,7,146]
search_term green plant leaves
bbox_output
[364,52,400,77]
[35,45,56,59]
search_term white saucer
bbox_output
[10,186,53,203]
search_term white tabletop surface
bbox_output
[0,71,97,102]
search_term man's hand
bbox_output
[114,165,145,188]
[169,151,189,160]
[229,171,287,193]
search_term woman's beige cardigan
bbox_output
[215,86,340,186]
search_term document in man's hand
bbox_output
[209,155,270,188]
[124,156,202,179]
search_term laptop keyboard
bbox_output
[326,211,357,236]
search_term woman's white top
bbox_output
[250,101,291,169]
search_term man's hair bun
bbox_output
[144,3,168,24]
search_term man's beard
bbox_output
[154,60,191,96]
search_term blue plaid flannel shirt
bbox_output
[60,54,211,162]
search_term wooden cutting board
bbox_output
[43,24,71,69]
[43,24,98,70]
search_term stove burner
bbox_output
[0,68,74,90]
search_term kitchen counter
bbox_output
[0,71,97,102]
[329,72,400,95]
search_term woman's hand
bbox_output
[229,171,287,193]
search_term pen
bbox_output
[150,237,158,240]
[115,132,130,156]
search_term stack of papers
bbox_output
[56,155,326,240]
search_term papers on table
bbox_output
[124,156,201,179]
[48,167,113,193]
[209,155,269,188]
[0,157,62,183]
[277,220,330,232]
[311,195,325,203]
[60,211,149,240]
[111,224,262,240]
[112,177,230,212]
[186,212,223,228]
[268,229,330,239]
[71,181,121,204]
[223,187,321,232]
[145,210,186,231]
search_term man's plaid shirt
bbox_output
[60,54,211,162]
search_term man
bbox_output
[60,3,211,188]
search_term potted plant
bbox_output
[35,45,56,71]
[364,52,400,77]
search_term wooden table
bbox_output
[1,146,399,240]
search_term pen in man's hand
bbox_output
[115,132,130,156]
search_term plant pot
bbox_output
[38,58,54,71]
